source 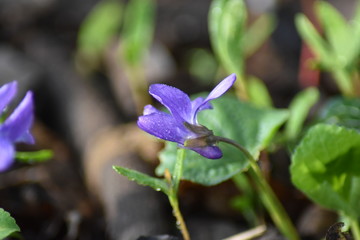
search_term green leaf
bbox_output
[209,0,246,76]
[0,208,20,239]
[77,0,123,61]
[208,0,227,60]
[156,95,288,186]
[285,87,319,140]
[113,166,169,194]
[295,14,332,68]
[247,76,273,108]
[290,124,360,218]
[349,1,360,64]
[316,97,360,131]
[121,0,155,65]
[316,1,353,67]
[222,0,246,72]
[15,150,53,163]
[243,14,276,58]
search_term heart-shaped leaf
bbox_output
[290,124,360,219]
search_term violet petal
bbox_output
[0,91,34,144]
[190,97,212,124]
[192,74,236,120]
[143,105,158,115]
[149,84,192,123]
[190,145,223,159]
[137,111,188,144]
[0,139,15,172]
[0,81,17,113]
[204,74,236,103]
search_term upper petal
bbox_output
[137,111,189,144]
[0,139,15,172]
[205,73,236,102]
[0,91,34,144]
[192,74,236,121]
[190,145,223,159]
[0,81,17,113]
[149,84,192,123]
[143,104,158,115]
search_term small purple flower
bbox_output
[0,81,34,171]
[137,74,236,159]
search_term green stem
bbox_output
[172,148,186,193]
[168,148,190,240]
[168,196,190,240]
[217,137,300,240]
[350,218,360,240]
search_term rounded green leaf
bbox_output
[0,208,20,239]
[156,95,288,186]
[291,124,360,218]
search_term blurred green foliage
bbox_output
[76,0,155,73]
[296,1,360,96]
[208,0,276,100]
[285,87,319,141]
[120,0,155,66]
[77,0,123,72]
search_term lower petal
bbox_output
[0,139,15,172]
[190,146,223,159]
[137,112,188,144]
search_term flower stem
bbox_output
[168,195,190,240]
[217,136,300,240]
[168,148,190,240]
[350,217,360,240]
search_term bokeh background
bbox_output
[0,0,356,239]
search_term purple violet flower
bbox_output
[0,81,35,172]
[137,73,236,159]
